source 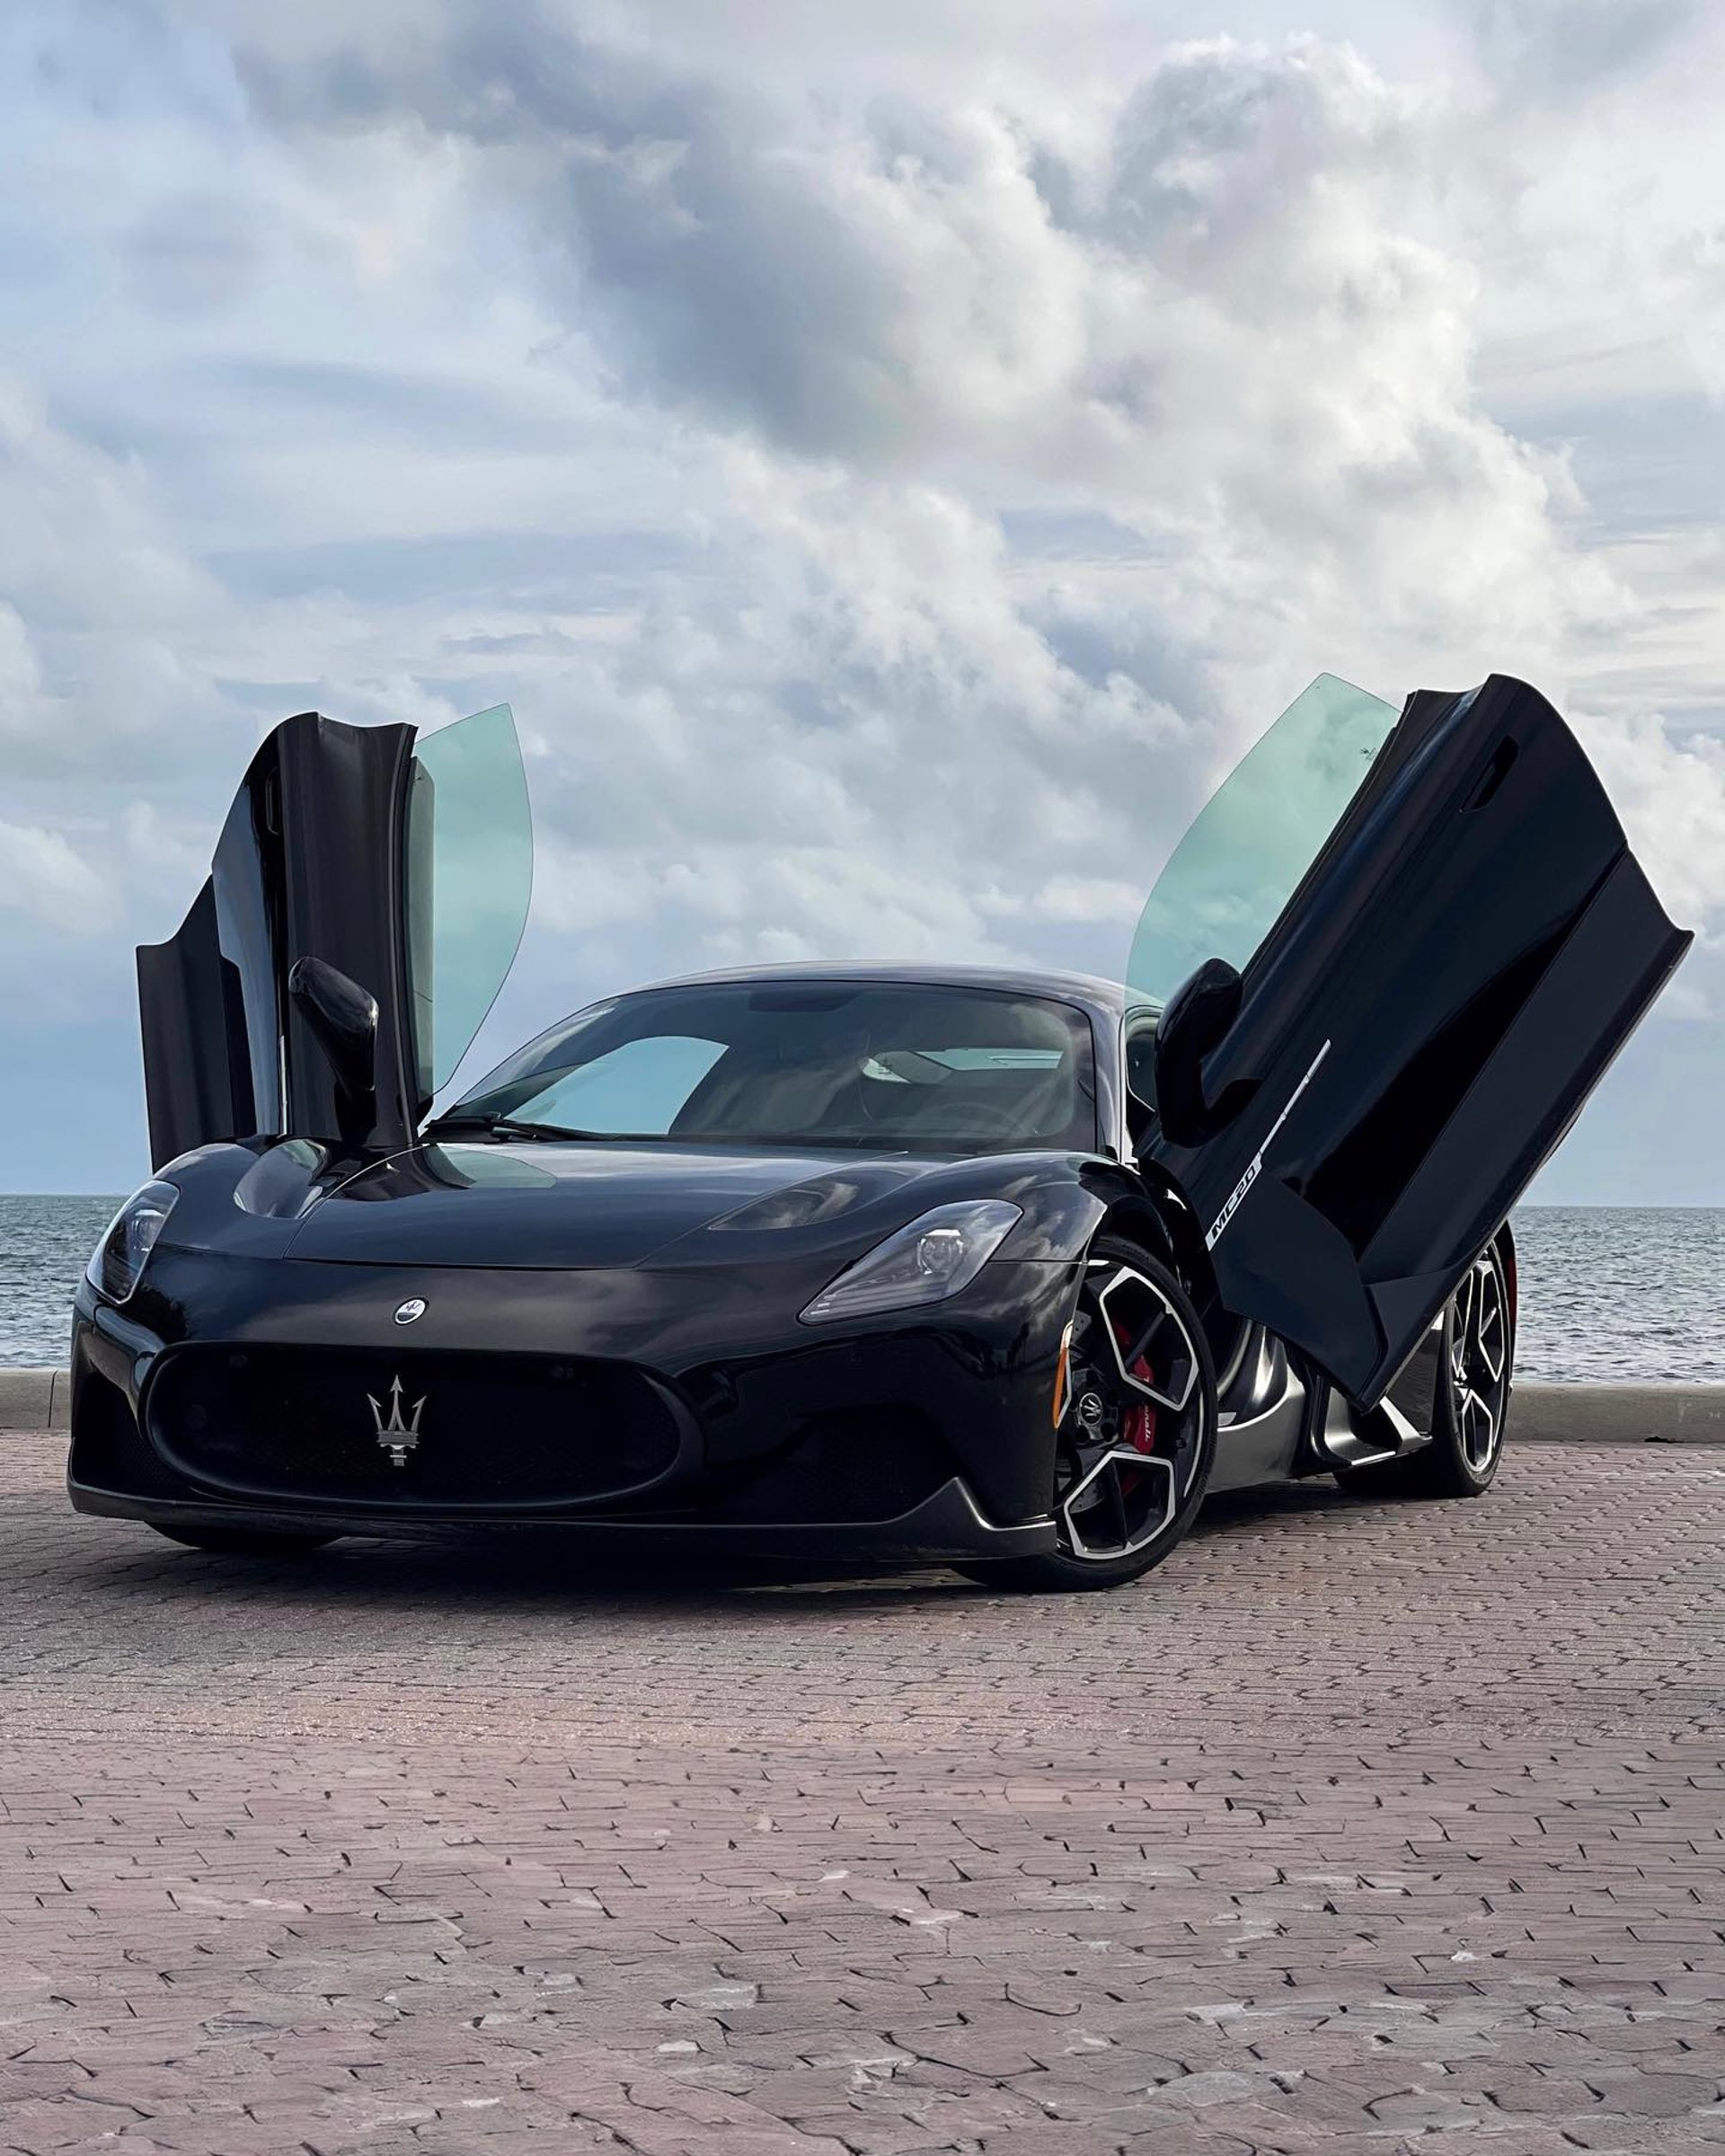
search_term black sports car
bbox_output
[69,674,1689,1589]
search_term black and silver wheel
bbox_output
[1339,1239,1514,1500]
[959,1236,1216,1593]
[149,1524,337,1557]
[1419,1240,1514,1495]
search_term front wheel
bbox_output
[959,1237,1217,1593]
[150,1524,337,1557]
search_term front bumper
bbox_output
[66,1250,1075,1562]
[66,1471,1056,1562]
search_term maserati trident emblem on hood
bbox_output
[368,1374,425,1468]
[394,1297,426,1325]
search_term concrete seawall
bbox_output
[1,1368,68,1430]
[1511,1382,1725,1445]
[4,1365,1723,1440]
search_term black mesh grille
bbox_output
[697,1408,952,1523]
[146,1347,686,1511]
[70,1365,184,1498]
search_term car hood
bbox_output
[279,1139,969,1270]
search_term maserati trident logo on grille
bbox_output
[368,1374,425,1467]
[394,1297,426,1325]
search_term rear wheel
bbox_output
[149,1524,337,1557]
[959,1237,1216,1593]
[1338,1241,1513,1500]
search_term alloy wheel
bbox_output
[1054,1258,1210,1562]
[1448,1247,1510,1474]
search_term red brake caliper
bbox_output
[1111,1319,1158,1454]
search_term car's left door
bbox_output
[1128,673,1688,1409]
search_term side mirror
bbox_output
[288,955,378,1135]
[1153,957,1244,1148]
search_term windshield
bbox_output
[1126,674,1401,1004]
[447,981,1099,1152]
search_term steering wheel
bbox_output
[924,1099,1027,1139]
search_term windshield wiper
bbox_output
[429,1118,936,1150]
[491,1117,613,1141]
[428,1113,614,1143]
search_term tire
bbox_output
[1338,1241,1514,1501]
[149,1524,337,1557]
[959,1236,1217,1593]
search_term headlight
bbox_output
[799,1199,1022,1324]
[86,1180,179,1303]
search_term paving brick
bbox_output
[1,1431,1721,2156]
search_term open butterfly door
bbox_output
[137,704,530,1169]
[1128,675,1690,1409]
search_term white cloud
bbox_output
[1463,0,1704,98]
[227,12,1718,931]
[0,600,44,727]
[1575,706,1725,932]
[0,0,1722,1186]
[0,820,114,936]
[0,383,232,783]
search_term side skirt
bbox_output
[1208,1328,1308,1493]
[1307,1310,1446,1472]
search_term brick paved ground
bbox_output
[2,1427,1721,2154]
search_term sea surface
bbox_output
[2,1196,124,1371]
[0,1196,1719,1382]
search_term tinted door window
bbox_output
[406,703,534,1097]
[1127,675,1399,1004]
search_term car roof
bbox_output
[634,959,1128,1020]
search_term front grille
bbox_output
[145,1347,688,1511]
[697,1408,953,1524]
[69,1365,184,1498]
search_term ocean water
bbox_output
[0,1195,124,1369]
[0,1195,1720,1382]
[1509,1207,1725,1383]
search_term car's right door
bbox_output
[1129,673,1690,1409]
[137,702,532,1168]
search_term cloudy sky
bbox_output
[2,0,1721,1197]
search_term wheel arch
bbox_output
[969,1218,1219,1590]
[1093,1159,1217,1312]
[1493,1216,1519,1347]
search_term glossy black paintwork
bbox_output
[148,1128,1122,1268]
[286,1142,1113,1270]
[65,1094,1296,1554]
[137,714,422,1168]
[71,1127,1140,1549]
[67,1175,1085,1544]
[1147,676,1689,1404]
[87,674,1690,1559]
